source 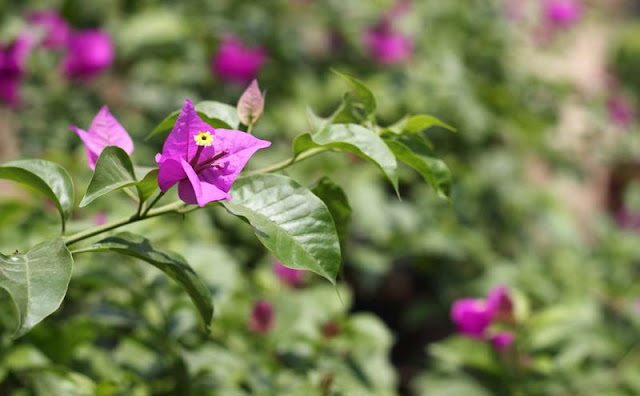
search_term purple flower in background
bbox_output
[490,331,515,351]
[487,285,514,321]
[450,298,493,338]
[273,261,305,288]
[62,29,114,79]
[156,99,270,207]
[607,95,634,127]
[94,212,107,226]
[27,10,70,49]
[543,0,582,27]
[616,208,640,230]
[212,37,267,83]
[0,34,35,106]
[249,299,275,333]
[69,106,134,170]
[363,23,413,66]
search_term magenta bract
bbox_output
[544,0,582,27]
[249,299,275,333]
[363,24,413,66]
[27,10,70,49]
[607,96,634,127]
[450,298,493,338]
[212,37,267,83]
[0,34,34,106]
[490,331,515,351]
[69,106,134,170]
[156,99,271,207]
[487,285,514,320]
[273,261,305,288]
[62,29,114,79]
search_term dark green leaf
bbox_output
[0,160,74,232]
[294,124,398,194]
[333,70,377,116]
[80,147,138,207]
[222,174,341,283]
[383,132,452,199]
[146,101,238,140]
[0,239,73,337]
[311,177,351,248]
[78,232,213,329]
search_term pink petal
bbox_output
[176,158,229,206]
[157,158,187,191]
[197,129,271,192]
[89,106,134,154]
[69,126,100,169]
[160,99,216,165]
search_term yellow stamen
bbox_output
[194,131,213,147]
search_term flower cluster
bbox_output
[543,0,582,28]
[211,37,267,84]
[363,0,413,65]
[1,10,113,106]
[450,285,515,351]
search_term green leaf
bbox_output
[402,115,456,134]
[78,232,213,329]
[222,174,341,283]
[80,147,138,207]
[0,160,74,232]
[294,124,399,194]
[136,169,159,203]
[146,101,239,140]
[383,132,452,199]
[0,239,73,337]
[333,70,377,116]
[311,177,351,248]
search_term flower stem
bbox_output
[63,201,185,246]
[142,191,166,216]
[245,147,329,176]
[246,122,254,135]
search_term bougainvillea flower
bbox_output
[69,106,134,170]
[543,0,582,27]
[363,23,413,66]
[490,331,515,351]
[156,99,270,207]
[27,10,70,49]
[62,29,114,79]
[211,37,267,83]
[487,285,514,321]
[450,298,493,338]
[0,34,35,106]
[607,95,634,127]
[248,299,275,333]
[273,260,305,288]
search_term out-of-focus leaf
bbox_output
[383,132,451,199]
[311,177,352,248]
[0,160,74,231]
[294,124,398,194]
[333,70,377,116]
[402,115,456,134]
[77,232,213,330]
[222,174,341,283]
[0,239,73,337]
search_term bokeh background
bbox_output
[2,0,640,395]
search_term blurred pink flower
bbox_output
[487,285,514,321]
[94,212,107,226]
[543,0,582,27]
[212,37,267,83]
[273,261,305,288]
[0,34,35,106]
[490,331,515,351]
[249,299,275,333]
[363,23,413,66]
[62,29,114,79]
[616,208,640,230]
[450,298,493,338]
[27,10,70,49]
[607,95,634,127]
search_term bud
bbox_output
[248,299,275,333]
[490,331,515,351]
[321,321,340,338]
[237,79,265,126]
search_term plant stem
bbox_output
[142,191,166,216]
[245,147,329,176]
[246,122,254,135]
[63,201,185,246]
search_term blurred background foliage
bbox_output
[2,0,640,395]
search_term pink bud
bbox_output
[249,299,275,333]
[273,261,305,288]
[487,285,514,322]
[490,331,515,351]
[450,298,492,338]
[237,79,265,126]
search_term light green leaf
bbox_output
[222,174,341,283]
[311,177,352,248]
[402,115,456,134]
[333,70,377,116]
[78,232,213,329]
[136,169,159,203]
[294,124,399,193]
[0,239,73,337]
[0,160,74,232]
[146,101,238,140]
[383,132,452,199]
[80,147,137,207]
